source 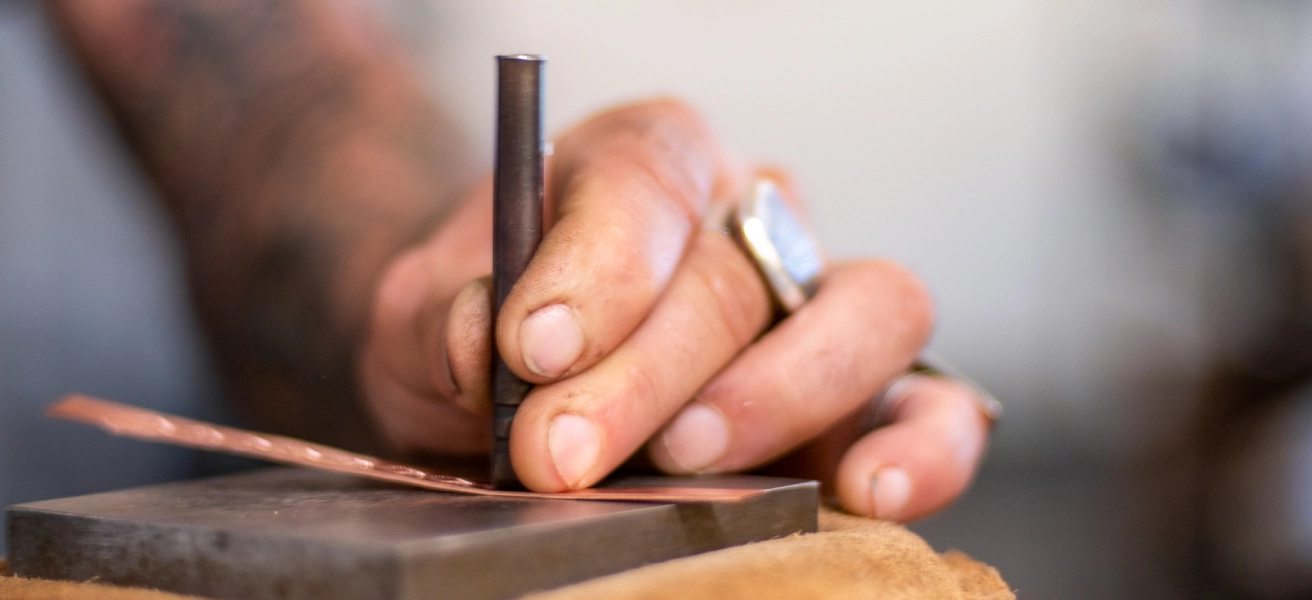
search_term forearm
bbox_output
[49,0,477,450]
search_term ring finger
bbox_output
[646,258,933,474]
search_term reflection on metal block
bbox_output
[7,468,817,600]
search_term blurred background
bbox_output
[8,0,1312,596]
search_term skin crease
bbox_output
[50,0,991,521]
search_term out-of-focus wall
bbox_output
[0,0,219,549]
[1,0,1273,595]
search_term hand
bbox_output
[49,0,988,521]
[359,98,991,521]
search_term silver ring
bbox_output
[719,178,1002,430]
[868,352,1003,431]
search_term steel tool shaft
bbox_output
[491,55,546,488]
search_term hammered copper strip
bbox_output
[47,395,761,503]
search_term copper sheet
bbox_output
[47,394,762,503]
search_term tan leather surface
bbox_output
[0,510,1012,600]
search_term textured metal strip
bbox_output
[46,395,762,503]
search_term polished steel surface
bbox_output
[7,468,817,600]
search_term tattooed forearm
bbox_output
[48,0,476,451]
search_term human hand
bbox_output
[359,98,992,521]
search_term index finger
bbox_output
[495,98,743,382]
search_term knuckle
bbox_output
[562,146,703,232]
[617,363,666,423]
[753,165,803,204]
[575,97,712,156]
[771,365,817,439]
[688,234,772,348]
[903,384,987,471]
[848,259,935,341]
[559,98,720,222]
[370,252,424,324]
[624,152,705,225]
[609,96,707,131]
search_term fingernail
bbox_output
[520,304,584,378]
[661,402,729,473]
[870,467,911,521]
[548,413,599,488]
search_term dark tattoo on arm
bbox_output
[49,0,476,451]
